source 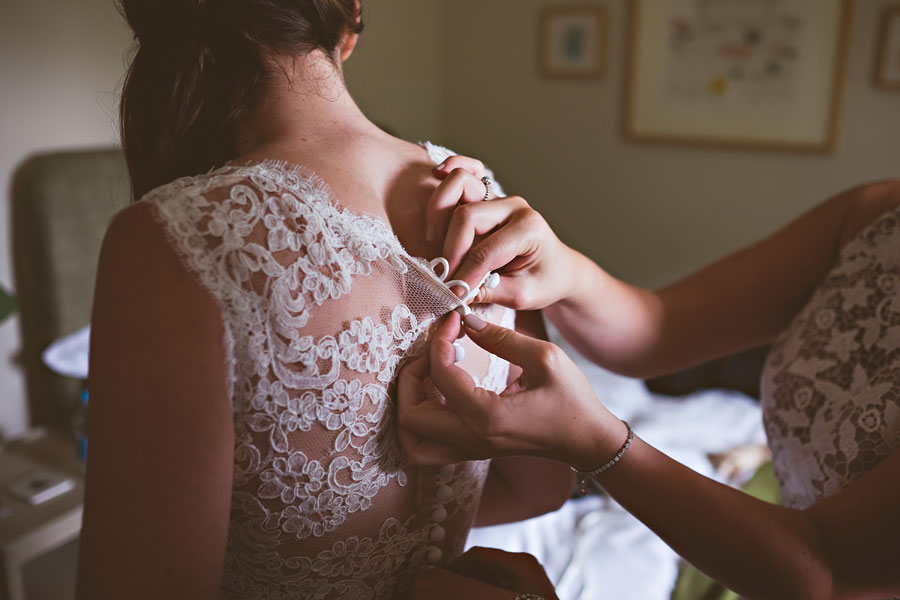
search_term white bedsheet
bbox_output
[466,322,766,600]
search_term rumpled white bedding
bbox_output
[466,322,767,600]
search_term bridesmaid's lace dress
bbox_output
[139,142,514,599]
[761,206,900,598]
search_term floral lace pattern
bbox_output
[761,205,900,510]
[142,143,512,599]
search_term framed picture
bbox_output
[625,0,850,152]
[875,7,900,90]
[539,5,608,79]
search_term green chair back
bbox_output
[12,148,130,431]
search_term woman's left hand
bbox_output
[406,547,559,600]
[397,310,625,470]
[424,156,589,311]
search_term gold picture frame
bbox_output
[875,7,900,91]
[538,5,608,79]
[624,0,850,153]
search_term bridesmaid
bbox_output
[401,157,900,600]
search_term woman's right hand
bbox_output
[427,156,592,310]
[397,310,625,470]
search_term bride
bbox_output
[75,1,572,598]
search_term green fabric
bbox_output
[670,461,781,600]
[12,148,130,427]
[0,286,15,323]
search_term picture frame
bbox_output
[875,7,900,90]
[624,0,850,153]
[538,5,608,79]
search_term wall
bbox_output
[0,0,132,437]
[441,0,900,287]
[345,0,444,141]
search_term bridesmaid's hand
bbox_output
[426,155,591,310]
[397,311,624,470]
[406,547,559,600]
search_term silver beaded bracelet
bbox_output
[513,595,547,600]
[571,420,634,496]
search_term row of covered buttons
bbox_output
[424,258,493,561]
[425,463,455,564]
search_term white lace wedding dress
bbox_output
[761,205,900,512]
[140,142,514,599]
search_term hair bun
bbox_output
[119,0,211,49]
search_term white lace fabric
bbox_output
[139,143,514,599]
[761,205,900,510]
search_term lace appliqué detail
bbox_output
[144,151,511,599]
[761,206,900,509]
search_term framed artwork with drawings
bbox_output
[538,4,608,79]
[625,0,850,153]
[875,6,900,91]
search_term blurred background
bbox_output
[0,0,898,598]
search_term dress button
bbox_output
[426,546,443,564]
[453,342,465,363]
[430,506,448,523]
[429,525,446,542]
[435,484,453,503]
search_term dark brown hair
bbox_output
[118,0,363,200]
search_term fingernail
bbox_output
[463,313,486,331]
[452,342,465,362]
[435,161,447,171]
[426,223,436,242]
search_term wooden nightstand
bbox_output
[0,428,83,600]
